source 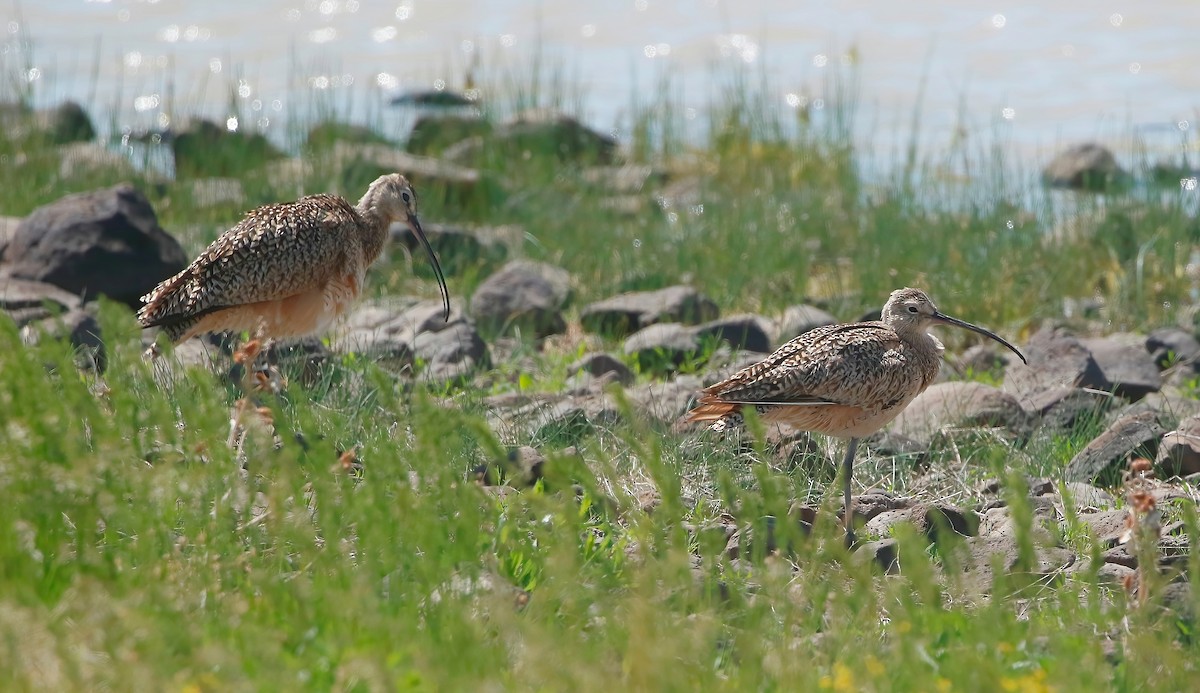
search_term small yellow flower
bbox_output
[865,656,884,677]
[998,642,1014,654]
[831,663,855,693]
[936,678,953,692]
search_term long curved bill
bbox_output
[409,214,451,321]
[933,311,1028,364]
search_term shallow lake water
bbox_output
[4,0,1199,172]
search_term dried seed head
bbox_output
[1130,458,1152,474]
[234,339,263,365]
[1129,490,1156,515]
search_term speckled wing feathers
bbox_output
[699,322,929,413]
[137,194,358,334]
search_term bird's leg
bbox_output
[841,437,860,548]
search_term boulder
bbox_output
[335,298,488,380]
[889,381,1029,446]
[568,352,634,386]
[1079,334,1160,400]
[18,307,106,371]
[2,184,187,308]
[406,114,493,156]
[1042,142,1126,191]
[166,117,285,178]
[1065,410,1165,483]
[1023,386,1117,433]
[469,260,571,339]
[1072,509,1131,549]
[40,101,95,144]
[389,221,511,274]
[0,277,83,324]
[304,121,393,150]
[623,323,701,371]
[580,285,718,337]
[1156,413,1200,477]
[1006,326,1107,408]
[390,89,478,108]
[775,304,838,343]
[863,503,980,542]
[693,314,773,354]
[1146,327,1200,371]
[443,108,616,166]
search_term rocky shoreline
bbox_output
[2,100,1198,610]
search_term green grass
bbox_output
[2,49,1200,690]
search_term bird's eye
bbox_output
[401,191,412,204]
[906,305,919,314]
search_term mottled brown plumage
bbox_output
[685,287,1027,545]
[138,173,449,346]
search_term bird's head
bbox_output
[361,173,451,321]
[881,287,1027,364]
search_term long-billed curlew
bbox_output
[685,287,1027,546]
[137,173,450,359]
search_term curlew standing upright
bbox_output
[685,287,1027,546]
[138,173,450,357]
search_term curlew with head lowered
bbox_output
[138,173,450,353]
[685,287,1027,546]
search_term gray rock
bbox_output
[405,114,493,156]
[1065,410,1165,483]
[0,215,19,256]
[1023,387,1117,432]
[1101,535,1190,570]
[1006,326,1107,408]
[1073,509,1132,548]
[623,323,701,370]
[954,343,1015,375]
[1146,327,1200,371]
[413,321,489,383]
[469,260,571,339]
[568,352,634,386]
[37,100,95,144]
[628,375,702,423]
[1079,334,1161,400]
[336,298,487,379]
[444,108,616,166]
[963,532,1076,590]
[165,117,285,178]
[304,121,393,150]
[775,304,838,343]
[18,307,105,371]
[580,285,718,337]
[2,184,186,308]
[856,539,900,574]
[889,381,1029,446]
[693,314,773,354]
[1042,142,1125,190]
[389,221,511,274]
[863,503,980,541]
[0,276,82,324]
[1156,413,1200,477]
[1060,481,1117,510]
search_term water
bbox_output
[3,0,1198,170]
